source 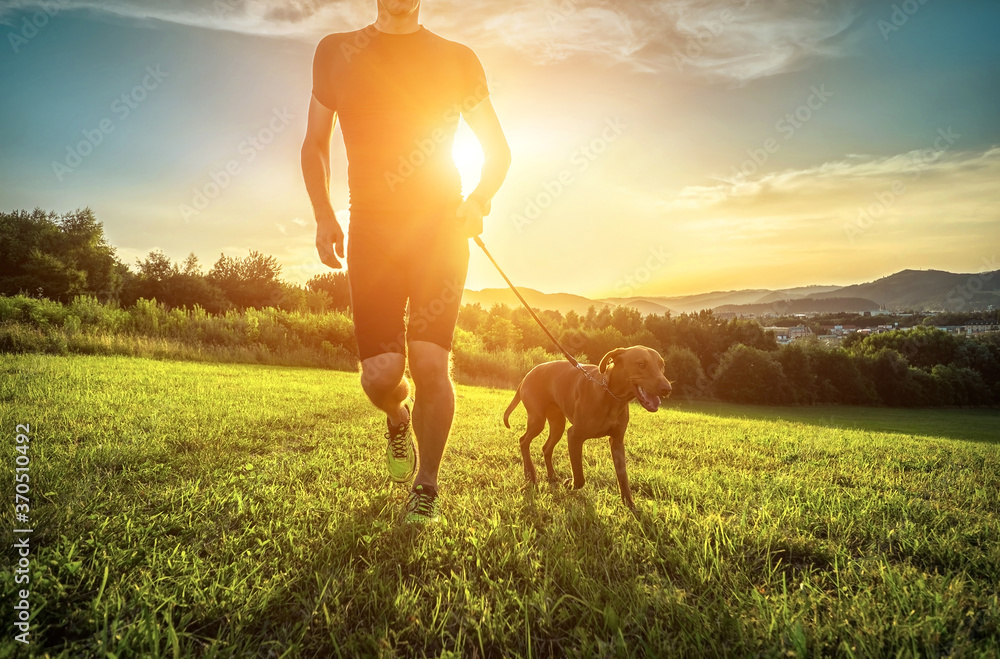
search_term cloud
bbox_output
[659,0,861,82]
[661,145,1000,262]
[0,0,368,38]
[0,0,861,83]
[673,146,1000,210]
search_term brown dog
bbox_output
[503,345,672,508]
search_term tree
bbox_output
[930,364,993,406]
[130,250,176,303]
[775,343,818,404]
[120,250,229,313]
[724,318,779,352]
[558,328,587,359]
[457,302,487,332]
[306,272,351,311]
[482,316,521,351]
[610,306,642,336]
[712,345,790,404]
[805,344,877,405]
[583,326,627,365]
[0,208,124,302]
[853,326,960,370]
[277,282,309,313]
[863,348,913,406]
[592,306,613,330]
[208,250,283,310]
[511,307,550,351]
[663,346,707,400]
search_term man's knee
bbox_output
[360,351,405,394]
[408,341,452,389]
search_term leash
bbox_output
[472,236,628,403]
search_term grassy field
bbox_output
[1,353,999,658]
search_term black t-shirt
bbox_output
[311,25,489,218]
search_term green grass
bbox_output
[1,353,999,658]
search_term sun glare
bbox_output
[452,122,485,196]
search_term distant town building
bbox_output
[821,324,859,336]
[763,325,813,344]
[789,325,813,340]
[764,327,790,344]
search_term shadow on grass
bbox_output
[666,400,1000,444]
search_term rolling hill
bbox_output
[463,268,999,316]
[812,269,1000,311]
[714,297,881,316]
[461,287,614,316]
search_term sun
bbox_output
[452,122,485,196]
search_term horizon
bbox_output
[1,1,998,298]
[465,264,1000,301]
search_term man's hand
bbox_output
[316,213,345,269]
[456,198,485,238]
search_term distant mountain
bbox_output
[812,269,1000,311]
[622,299,673,316]
[714,297,880,316]
[462,287,613,316]
[601,290,773,313]
[463,268,999,316]
[780,284,843,295]
[753,291,804,305]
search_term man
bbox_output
[301,0,511,523]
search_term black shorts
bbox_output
[346,208,470,362]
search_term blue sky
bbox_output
[1,0,998,296]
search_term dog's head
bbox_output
[599,345,673,412]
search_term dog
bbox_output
[503,345,672,509]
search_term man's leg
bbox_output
[407,340,456,489]
[346,218,410,427]
[360,349,418,484]
[359,351,409,426]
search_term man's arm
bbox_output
[456,98,511,237]
[301,94,345,269]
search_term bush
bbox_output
[1,290,996,407]
[662,346,707,400]
[713,345,790,404]
[558,328,587,360]
[481,316,521,352]
[306,272,350,311]
[863,348,912,407]
[806,344,878,405]
[452,340,557,388]
[930,364,993,406]
[775,343,818,404]
[626,329,660,353]
[583,326,627,365]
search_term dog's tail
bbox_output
[503,384,522,429]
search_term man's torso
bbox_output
[313,26,488,219]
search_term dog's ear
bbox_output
[599,348,626,373]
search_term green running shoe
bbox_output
[402,483,440,524]
[385,404,415,483]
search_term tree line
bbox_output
[1,208,998,407]
[0,208,350,313]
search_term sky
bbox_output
[1,0,998,298]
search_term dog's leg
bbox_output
[518,414,546,483]
[609,434,635,509]
[541,406,565,483]
[565,425,586,491]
